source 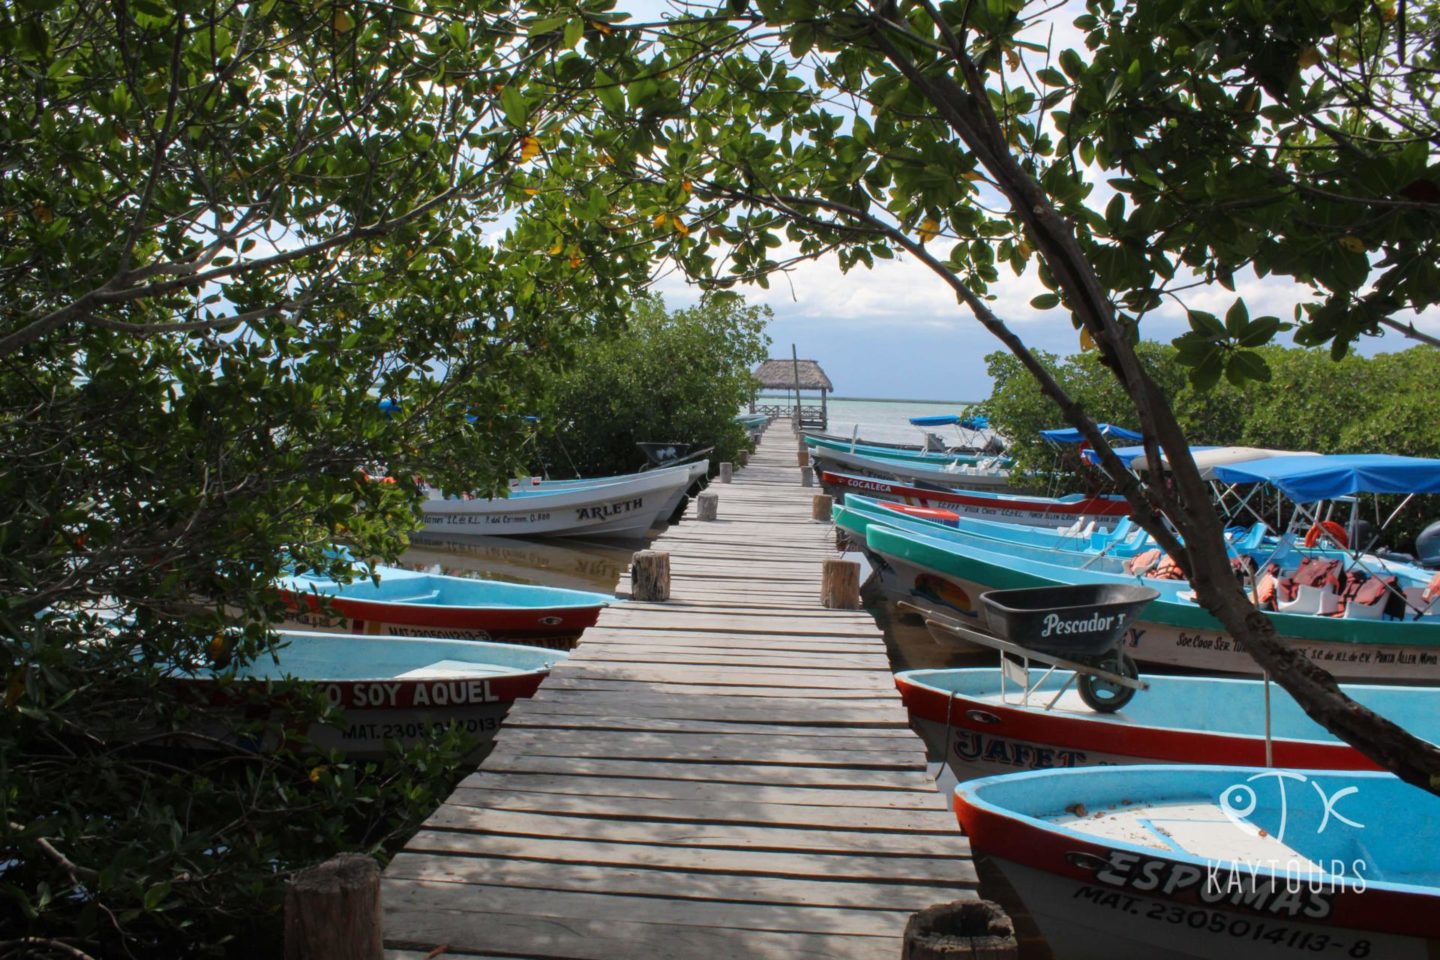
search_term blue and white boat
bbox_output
[276,562,612,649]
[954,764,1440,959]
[181,631,562,758]
[897,667,1440,779]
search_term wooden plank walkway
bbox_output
[382,421,975,959]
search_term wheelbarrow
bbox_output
[900,582,1158,712]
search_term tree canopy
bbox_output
[534,292,770,477]
[0,0,658,952]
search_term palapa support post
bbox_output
[284,853,382,960]
[811,493,833,522]
[696,491,719,521]
[630,550,671,602]
[800,465,814,487]
[719,462,734,483]
[821,557,861,609]
[901,900,1017,960]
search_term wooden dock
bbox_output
[382,422,976,959]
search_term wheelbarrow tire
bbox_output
[1077,652,1139,713]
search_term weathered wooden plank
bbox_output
[397,832,973,885]
[490,731,928,766]
[443,786,959,831]
[555,665,893,689]
[516,695,909,725]
[501,713,918,739]
[568,647,890,668]
[384,902,904,960]
[382,878,919,937]
[535,679,896,700]
[385,853,970,910]
[480,753,929,787]
[422,807,960,857]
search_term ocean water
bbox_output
[755,394,986,445]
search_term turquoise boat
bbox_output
[276,562,612,649]
[897,666,1440,780]
[954,765,1440,959]
[861,519,1440,681]
[181,631,562,758]
[806,434,986,466]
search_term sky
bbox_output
[649,247,1440,403]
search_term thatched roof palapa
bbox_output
[753,359,834,392]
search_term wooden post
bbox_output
[901,900,1017,960]
[284,853,382,960]
[811,493,833,522]
[797,449,810,467]
[739,450,749,466]
[801,465,814,487]
[719,462,733,483]
[696,491,719,521]
[630,550,671,602]
[820,558,861,609]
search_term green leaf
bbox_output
[500,85,528,127]
[1227,350,1271,383]
[1030,293,1060,309]
[1224,299,1249,336]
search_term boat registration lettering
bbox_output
[1070,885,1371,955]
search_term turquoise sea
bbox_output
[756,394,985,445]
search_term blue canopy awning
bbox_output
[1040,423,1143,445]
[1210,454,1440,502]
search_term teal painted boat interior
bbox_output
[903,668,1440,745]
[280,564,613,609]
[227,631,564,681]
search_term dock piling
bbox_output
[696,490,719,521]
[821,557,861,609]
[811,493,834,522]
[629,550,671,602]
[719,462,734,483]
[901,900,1017,960]
[800,465,814,487]
[284,853,382,960]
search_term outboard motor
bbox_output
[1347,518,1376,553]
[1418,520,1440,569]
[982,435,1007,456]
[922,432,947,452]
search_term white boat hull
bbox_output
[421,466,694,538]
